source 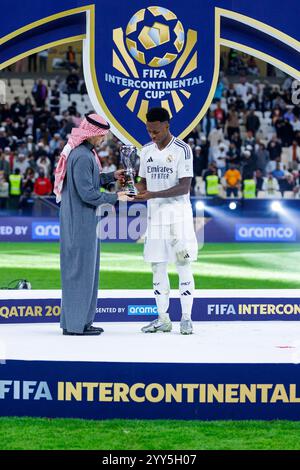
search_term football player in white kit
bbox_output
[134,107,198,334]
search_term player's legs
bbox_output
[152,262,170,321]
[175,260,195,335]
[166,216,197,334]
[141,261,172,333]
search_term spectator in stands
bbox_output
[254,169,264,193]
[244,130,256,149]
[226,83,237,104]
[32,79,48,108]
[27,153,38,174]
[68,101,78,116]
[284,108,295,123]
[247,57,259,75]
[199,135,209,163]
[80,81,87,95]
[267,135,282,160]
[49,84,61,114]
[193,145,207,180]
[13,152,30,175]
[208,123,225,150]
[33,170,52,196]
[246,110,260,136]
[36,155,52,178]
[292,116,300,133]
[262,173,280,195]
[280,172,296,195]
[224,163,241,197]
[24,97,34,115]
[28,53,37,73]
[202,110,216,137]
[8,168,22,209]
[255,143,270,176]
[235,76,251,102]
[35,142,49,160]
[288,140,300,169]
[0,170,9,209]
[38,50,48,73]
[276,118,294,147]
[226,105,240,140]
[65,46,78,70]
[49,133,62,154]
[66,69,80,95]
[241,149,256,179]
[17,141,30,158]
[227,49,240,75]
[272,161,286,191]
[60,116,76,139]
[0,151,10,179]
[22,167,36,194]
[226,142,240,166]
[242,176,257,198]
[266,156,284,174]
[3,147,13,172]
[0,127,9,150]
[25,135,36,154]
[212,142,228,175]
[46,111,60,136]
[203,164,220,197]
[271,107,282,127]
[214,101,226,125]
[10,96,25,121]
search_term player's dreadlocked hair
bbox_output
[146,107,170,123]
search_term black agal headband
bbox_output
[85,113,110,130]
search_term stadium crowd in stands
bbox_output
[0,54,300,213]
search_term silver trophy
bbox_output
[120,145,138,195]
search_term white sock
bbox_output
[152,262,170,322]
[176,261,195,321]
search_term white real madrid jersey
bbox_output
[138,136,194,225]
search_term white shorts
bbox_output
[143,216,198,263]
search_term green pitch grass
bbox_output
[0,242,300,290]
[1,418,300,450]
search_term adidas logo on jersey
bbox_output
[147,157,153,163]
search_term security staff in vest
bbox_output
[204,164,220,197]
[9,168,22,211]
[243,178,256,198]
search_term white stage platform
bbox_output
[1,290,300,420]
[1,321,300,364]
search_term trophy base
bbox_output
[125,189,138,196]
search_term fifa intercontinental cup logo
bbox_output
[106,6,202,123]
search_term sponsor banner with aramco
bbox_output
[1,295,300,323]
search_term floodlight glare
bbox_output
[271,201,282,212]
[195,201,205,211]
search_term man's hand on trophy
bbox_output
[133,190,153,201]
[117,191,134,202]
[114,169,126,185]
